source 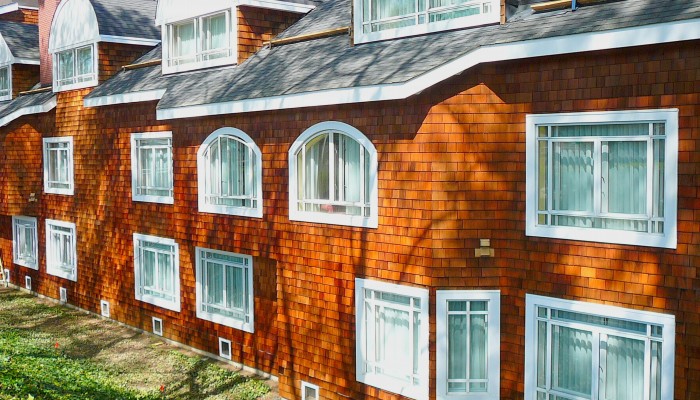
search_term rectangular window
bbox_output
[355,278,429,400]
[45,219,77,281]
[301,381,320,400]
[354,0,499,43]
[525,294,675,400]
[436,290,500,400]
[195,247,254,332]
[133,234,180,312]
[526,109,678,248]
[12,216,38,269]
[54,44,97,91]
[164,10,234,74]
[43,137,74,195]
[131,132,174,204]
[0,65,11,100]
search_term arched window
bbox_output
[289,121,378,228]
[197,127,262,217]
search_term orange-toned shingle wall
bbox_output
[237,6,303,64]
[12,64,40,97]
[0,39,699,400]
[98,43,152,84]
[0,8,39,24]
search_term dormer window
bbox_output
[0,65,10,101]
[354,0,500,44]
[55,45,96,89]
[163,10,234,73]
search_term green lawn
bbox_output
[0,288,272,400]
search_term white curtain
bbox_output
[158,253,172,294]
[58,50,74,81]
[77,46,92,77]
[204,13,227,54]
[206,261,224,306]
[341,134,362,203]
[551,326,592,397]
[553,141,594,213]
[602,141,647,231]
[226,265,245,311]
[140,147,154,190]
[469,313,487,392]
[22,226,34,260]
[603,335,644,400]
[378,306,412,382]
[304,134,330,202]
[175,22,196,60]
[0,67,8,94]
[448,313,467,391]
[142,250,155,289]
[208,139,221,199]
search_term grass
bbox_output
[0,288,272,400]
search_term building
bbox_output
[1,0,699,399]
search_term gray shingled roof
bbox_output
[0,90,55,127]
[84,0,700,113]
[91,0,160,40]
[0,1,38,7]
[0,20,38,60]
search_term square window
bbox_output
[59,287,67,303]
[24,276,31,291]
[152,317,163,336]
[12,216,38,269]
[131,132,174,204]
[133,233,180,312]
[43,137,74,195]
[218,337,232,360]
[301,381,320,400]
[524,294,675,400]
[436,290,500,400]
[355,278,429,400]
[0,65,11,101]
[45,219,77,281]
[526,109,678,248]
[100,300,110,318]
[195,247,254,332]
[164,10,235,74]
[54,44,97,91]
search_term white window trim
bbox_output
[525,109,678,249]
[355,278,429,400]
[301,381,320,400]
[197,127,263,218]
[353,0,500,44]
[43,136,75,195]
[12,216,38,270]
[289,121,378,228]
[130,131,175,204]
[218,337,232,360]
[152,316,164,336]
[524,294,675,400]
[195,247,255,333]
[161,8,237,75]
[52,42,98,92]
[0,64,12,101]
[45,219,78,282]
[436,290,500,400]
[133,233,181,312]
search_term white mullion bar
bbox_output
[408,302,415,381]
[168,139,174,195]
[592,331,602,400]
[545,316,552,394]
[217,138,223,197]
[593,138,602,218]
[644,332,652,400]
[466,302,472,390]
[301,144,306,206]
[329,134,336,202]
[247,145,253,198]
[646,126,654,233]
[547,128,553,222]
[360,147,366,209]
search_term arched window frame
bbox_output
[289,121,378,228]
[197,127,263,218]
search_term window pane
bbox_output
[77,46,92,76]
[203,13,227,58]
[140,147,154,189]
[226,265,245,310]
[551,326,592,397]
[340,134,362,203]
[552,142,594,212]
[143,250,155,288]
[378,306,411,381]
[553,124,648,138]
[58,50,74,80]
[206,261,224,306]
[0,67,8,94]
[653,139,665,219]
[174,21,196,60]
[650,341,662,400]
[158,253,173,292]
[603,141,646,215]
[603,335,644,400]
[469,314,488,387]
[304,134,330,201]
[448,314,467,382]
[538,140,548,211]
[372,0,416,20]
[537,321,547,388]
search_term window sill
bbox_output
[198,202,263,218]
[136,293,181,313]
[162,56,236,75]
[357,373,427,400]
[47,267,77,282]
[44,187,74,196]
[196,309,254,333]
[13,259,38,270]
[133,194,174,205]
[54,78,98,93]
[525,224,677,249]
[289,210,377,228]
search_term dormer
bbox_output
[156,0,316,75]
[157,0,236,74]
[0,21,39,101]
[47,0,160,93]
[353,0,501,44]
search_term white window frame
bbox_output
[301,381,320,400]
[52,43,98,92]
[162,9,236,74]
[133,233,181,312]
[289,121,378,228]
[353,0,500,44]
[0,64,12,101]
[219,337,232,360]
[100,299,110,318]
[525,109,678,248]
[436,290,500,400]
[43,137,75,195]
[152,316,164,336]
[524,294,675,400]
[12,216,38,269]
[195,247,255,333]
[355,278,429,400]
[131,131,174,204]
[45,219,77,282]
[197,127,263,218]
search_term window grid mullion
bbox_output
[593,138,602,217]
[547,129,553,218]
[592,331,601,400]
[644,336,652,400]
[329,133,336,202]
[646,133,653,233]
[217,137,223,197]
[466,302,472,389]
[360,146,366,209]
[301,143,306,204]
